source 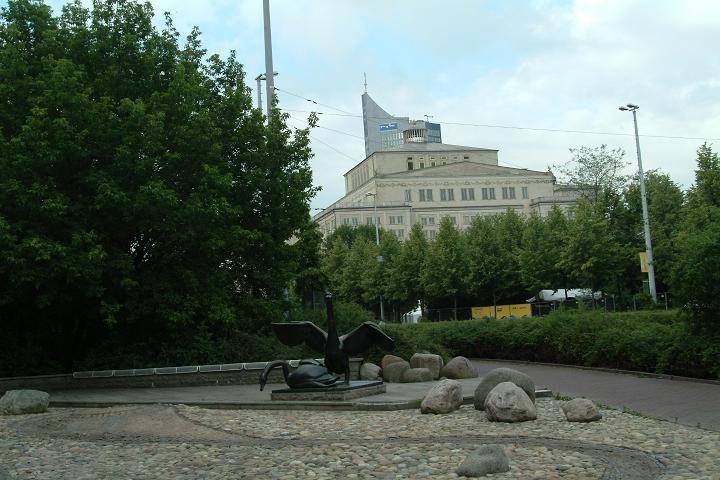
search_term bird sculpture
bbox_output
[269,293,395,385]
[258,359,340,391]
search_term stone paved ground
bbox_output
[1,398,719,479]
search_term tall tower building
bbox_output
[362,93,442,157]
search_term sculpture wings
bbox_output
[271,322,328,354]
[340,322,395,355]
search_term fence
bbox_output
[417,293,673,322]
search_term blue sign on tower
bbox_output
[378,122,398,132]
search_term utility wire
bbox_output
[282,108,719,142]
[286,117,360,162]
[274,87,355,116]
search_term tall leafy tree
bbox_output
[670,143,720,331]
[385,223,428,315]
[518,211,555,294]
[559,199,625,299]
[422,217,467,319]
[623,171,684,292]
[0,0,317,374]
[465,215,514,308]
[553,144,630,206]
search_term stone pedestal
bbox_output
[271,381,385,401]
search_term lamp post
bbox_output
[619,104,657,302]
[365,192,385,322]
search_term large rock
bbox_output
[474,367,535,410]
[484,382,536,423]
[410,353,444,380]
[402,367,433,383]
[382,360,410,383]
[420,379,463,414]
[440,356,478,379]
[381,354,405,371]
[0,390,50,415]
[455,444,510,477]
[562,398,602,422]
[359,362,382,381]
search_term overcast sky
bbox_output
[30,1,720,209]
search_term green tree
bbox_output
[422,217,467,319]
[553,144,629,205]
[669,143,720,330]
[0,0,317,374]
[559,199,625,299]
[465,215,514,309]
[385,223,428,315]
[518,211,555,294]
[623,171,684,292]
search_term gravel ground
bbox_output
[1,398,718,479]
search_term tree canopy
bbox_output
[0,0,317,374]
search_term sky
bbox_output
[15,0,720,210]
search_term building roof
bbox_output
[379,161,550,178]
[383,142,497,153]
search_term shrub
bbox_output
[374,310,720,380]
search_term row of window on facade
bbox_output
[404,186,528,203]
[388,229,437,240]
[342,214,494,227]
[407,155,468,170]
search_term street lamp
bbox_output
[619,104,657,302]
[365,192,385,321]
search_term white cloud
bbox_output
[34,0,720,207]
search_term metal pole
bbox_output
[255,74,263,110]
[372,197,385,322]
[631,108,657,302]
[263,0,275,119]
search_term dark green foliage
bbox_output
[0,0,317,375]
[669,143,720,331]
[377,311,720,380]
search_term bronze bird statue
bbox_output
[271,293,395,384]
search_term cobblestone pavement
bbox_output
[1,398,719,479]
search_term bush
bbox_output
[374,310,720,380]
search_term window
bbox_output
[481,188,489,200]
[419,189,425,202]
[463,155,469,160]
[404,189,412,202]
[366,216,381,225]
[389,216,404,225]
[509,187,516,199]
[447,189,454,200]
[351,217,358,226]
[522,187,529,199]
[419,189,433,202]
[407,161,413,170]
[395,229,405,239]
[426,189,433,201]
[441,188,455,201]
[461,188,475,201]
[426,230,437,240]
[489,188,496,199]
[421,216,435,226]
[343,218,350,225]
[420,162,425,169]
[502,187,509,199]
[431,161,436,167]
[443,216,457,225]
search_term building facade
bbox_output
[315,97,577,239]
